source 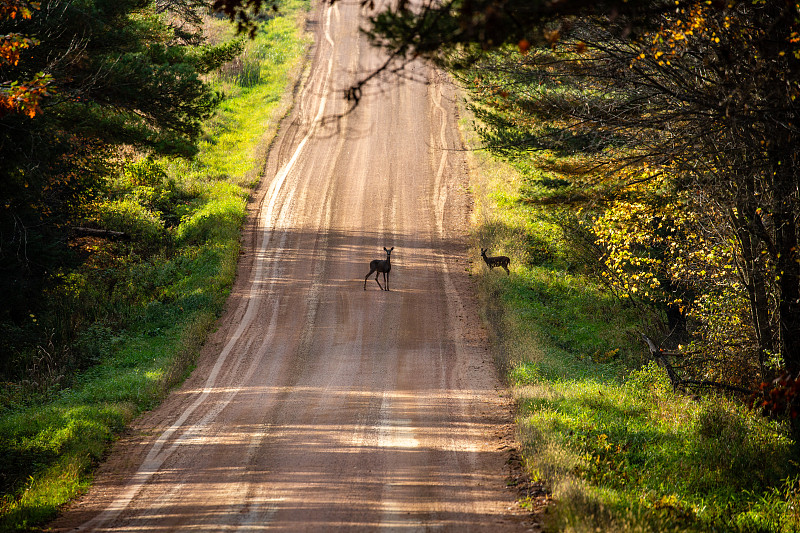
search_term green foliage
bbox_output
[453,0,800,394]
[0,3,309,528]
[498,260,798,532]
[188,38,247,74]
[95,199,167,247]
[200,14,307,185]
[0,0,222,342]
[175,183,246,244]
[465,103,800,532]
[118,158,196,227]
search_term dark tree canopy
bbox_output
[362,0,678,57]
[0,0,224,327]
[215,0,681,44]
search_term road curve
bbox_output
[50,0,527,530]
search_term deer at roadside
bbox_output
[365,246,394,290]
[481,248,510,275]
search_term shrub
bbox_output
[94,199,165,247]
[175,184,245,245]
[123,158,168,187]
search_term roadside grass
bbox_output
[190,9,307,188]
[0,7,309,530]
[462,116,800,532]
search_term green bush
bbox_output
[72,324,115,369]
[123,157,168,187]
[0,6,309,529]
[175,184,246,245]
[95,199,166,247]
[464,103,799,532]
[237,56,262,87]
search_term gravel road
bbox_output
[50,0,532,530]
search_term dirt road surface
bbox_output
[50,1,533,530]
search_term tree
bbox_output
[0,0,223,347]
[1,0,52,118]
[363,0,800,408]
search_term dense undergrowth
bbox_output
[0,5,309,530]
[463,113,800,532]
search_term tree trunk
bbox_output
[775,211,800,375]
[732,205,775,381]
[770,136,800,441]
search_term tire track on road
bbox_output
[74,4,340,529]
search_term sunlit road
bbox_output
[50,0,525,530]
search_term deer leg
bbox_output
[503,264,510,275]
[384,272,389,291]
[365,268,375,290]
[374,272,383,290]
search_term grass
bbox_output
[461,107,800,532]
[188,10,307,187]
[0,6,310,530]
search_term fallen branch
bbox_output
[641,333,682,390]
[71,227,130,241]
[640,333,754,396]
[680,379,753,396]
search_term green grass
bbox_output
[0,7,310,530]
[186,12,307,187]
[462,109,800,532]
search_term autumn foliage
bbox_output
[759,372,800,421]
[358,0,800,431]
[0,0,51,117]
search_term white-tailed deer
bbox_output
[481,248,510,275]
[364,246,393,290]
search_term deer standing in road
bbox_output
[365,246,394,290]
[481,248,510,275]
